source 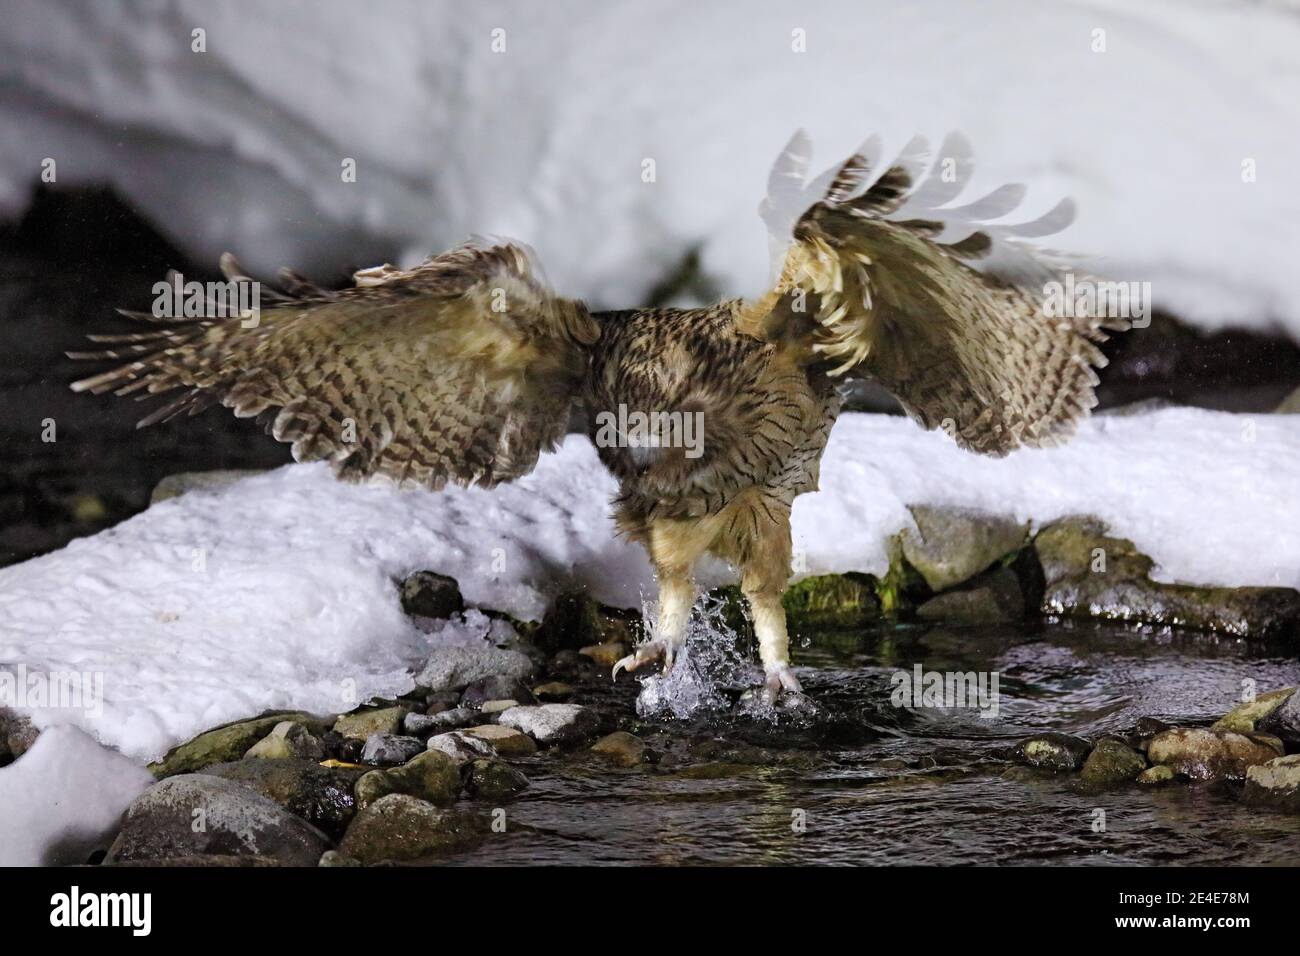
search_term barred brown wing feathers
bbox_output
[70,238,598,489]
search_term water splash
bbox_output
[634,593,820,725]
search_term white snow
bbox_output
[0,725,153,866]
[1,408,1297,763]
[2,1,1299,336]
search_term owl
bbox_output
[72,132,1122,701]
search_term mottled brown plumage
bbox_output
[72,133,1123,699]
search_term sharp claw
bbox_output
[611,640,673,681]
[763,664,803,703]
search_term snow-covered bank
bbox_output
[2,0,1299,335]
[0,408,1298,762]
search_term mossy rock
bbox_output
[149,711,333,778]
[533,591,644,653]
[1213,688,1295,733]
[1035,517,1300,639]
[782,572,881,630]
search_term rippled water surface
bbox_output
[451,621,1300,866]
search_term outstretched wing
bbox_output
[71,239,599,489]
[746,131,1125,456]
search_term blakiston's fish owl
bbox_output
[72,133,1124,701]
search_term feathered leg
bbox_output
[612,517,708,679]
[736,502,802,702]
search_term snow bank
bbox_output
[0,725,153,866]
[1,409,1298,761]
[2,0,1299,336]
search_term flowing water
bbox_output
[450,618,1300,866]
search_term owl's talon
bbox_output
[611,640,674,681]
[762,664,803,704]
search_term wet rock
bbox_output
[399,570,465,620]
[916,567,1025,624]
[427,731,498,763]
[781,573,881,630]
[1242,755,1300,811]
[245,720,326,760]
[337,794,485,864]
[333,706,408,740]
[1258,689,1300,747]
[1035,517,1300,638]
[0,707,38,759]
[591,731,652,767]
[354,750,462,810]
[318,850,362,867]
[579,641,627,669]
[1147,728,1283,781]
[424,690,462,715]
[1135,716,1173,740]
[1011,732,1092,772]
[901,505,1029,592]
[461,724,537,757]
[201,758,364,839]
[1080,738,1147,787]
[107,774,332,865]
[497,704,602,747]
[403,706,478,737]
[460,674,536,709]
[360,733,425,766]
[533,682,576,702]
[479,699,518,715]
[150,469,265,504]
[1136,765,1176,785]
[465,759,530,800]
[149,712,331,777]
[414,645,534,693]
[532,591,644,654]
[1214,688,1295,734]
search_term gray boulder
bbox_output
[414,645,534,693]
[497,704,602,746]
[901,505,1029,592]
[360,733,425,766]
[201,758,364,839]
[107,774,332,865]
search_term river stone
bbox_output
[479,699,518,715]
[0,707,39,759]
[916,567,1024,624]
[360,733,425,766]
[201,758,364,839]
[354,750,461,810]
[781,573,881,630]
[1258,688,1300,747]
[245,721,326,760]
[901,505,1029,592]
[318,850,363,867]
[1214,688,1295,733]
[149,712,332,777]
[465,759,530,799]
[533,682,576,702]
[1011,732,1092,772]
[497,704,602,746]
[532,591,644,653]
[1136,765,1176,785]
[150,469,264,504]
[427,730,499,763]
[460,674,537,708]
[591,731,651,767]
[107,774,332,865]
[1079,738,1147,787]
[414,645,534,693]
[579,641,627,669]
[337,794,485,864]
[333,706,408,740]
[1147,728,1284,781]
[403,706,478,738]
[1035,517,1300,638]
[1242,755,1300,811]
[399,570,465,620]
[461,724,538,756]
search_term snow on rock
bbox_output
[0,408,1298,762]
[2,1,1299,336]
[0,725,153,866]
